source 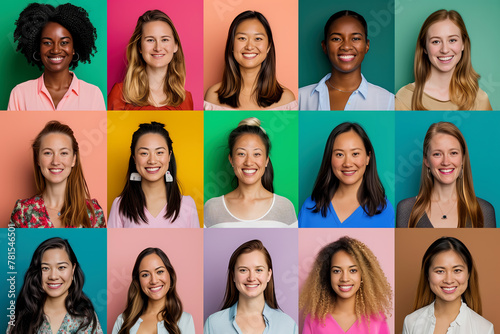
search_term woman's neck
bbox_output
[434,297,462,320]
[431,182,458,202]
[424,68,454,99]
[141,179,167,200]
[329,68,362,92]
[44,295,67,315]
[335,181,361,200]
[240,67,260,94]
[332,295,356,316]
[42,182,67,209]
[237,295,266,315]
[231,183,270,200]
[144,297,166,320]
[146,66,168,90]
[43,70,73,90]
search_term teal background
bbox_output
[299,111,396,211]
[395,0,500,109]
[0,0,107,110]
[299,0,395,93]
[204,111,299,215]
[0,229,107,330]
[395,111,499,227]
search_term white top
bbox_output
[403,302,494,334]
[112,312,195,334]
[204,194,297,228]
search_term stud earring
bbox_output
[130,172,142,181]
[165,171,173,182]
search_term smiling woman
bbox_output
[7,3,105,111]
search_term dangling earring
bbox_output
[33,51,40,61]
[72,52,80,62]
[459,166,463,179]
[165,171,173,182]
[130,172,142,181]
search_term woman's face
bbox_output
[428,250,469,304]
[322,16,369,74]
[330,130,370,188]
[229,133,269,187]
[425,19,464,74]
[38,133,76,186]
[140,21,178,71]
[233,18,270,70]
[40,22,75,73]
[41,248,75,300]
[424,133,463,186]
[234,250,272,300]
[330,250,361,301]
[138,253,171,302]
[134,133,171,184]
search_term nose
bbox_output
[51,153,61,165]
[340,38,352,50]
[48,269,57,280]
[342,155,352,167]
[443,271,454,284]
[340,271,349,282]
[245,39,254,50]
[247,270,255,281]
[441,42,449,53]
[441,154,450,165]
[148,154,157,164]
[150,272,159,284]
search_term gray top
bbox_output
[396,197,496,228]
[204,194,297,228]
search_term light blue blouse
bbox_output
[299,73,395,111]
[298,196,394,228]
[204,302,297,334]
[112,312,195,334]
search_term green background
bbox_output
[299,0,395,93]
[0,229,107,330]
[299,111,396,211]
[395,0,500,109]
[0,0,107,109]
[204,111,299,215]
[395,111,500,227]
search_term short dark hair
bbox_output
[324,10,368,42]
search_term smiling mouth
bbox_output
[338,285,354,292]
[49,168,63,174]
[242,169,257,175]
[149,285,163,292]
[441,287,457,294]
[242,53,258,59]
[438,56,453,62]
[338,55,355,62]
[47,283,63,289]
[145,167,161,173]
[439,168,455,175]
[151,54,165,58]
[245,283,259,288]
[47,56,65,64]
[341,170,356,176]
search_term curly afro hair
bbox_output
[14,3,97,70]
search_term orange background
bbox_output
[395,229,500,333]
[203,0,299,99]
[0,111,107,227]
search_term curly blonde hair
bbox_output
[299,237,392,324]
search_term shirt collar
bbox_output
[37,72,80,96]
[230,301,271,326]
[312,73,368,99]
[427,300,467,326]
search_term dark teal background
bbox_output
[0,0,107,109]
[395,111,499,227]
[395,0,500,109]
[299,0,395,93]
[299,111,396,212]
[204,111,299,215]
[0,229,107,330]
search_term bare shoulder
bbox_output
[280,87,296,104]
[204,82,222,103]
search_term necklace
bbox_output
[435,200,456,219]
[326,79,357,93]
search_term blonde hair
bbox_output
[299,237,392,324]
[412,10,479,110]
[122,10,186,107]
[408,122,483,227]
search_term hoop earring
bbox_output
[33,52,40,61]
[72,52,80,62]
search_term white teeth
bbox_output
[245,284,259,288]
[50,169,63,172]
[145,167,160,171]
[438,56,453,61]
[48,283,62,287]
[49,57,63,61]
[442,287,456,291]
[149,286,162,292]
[339,285,353,291]
[242,169,257,174]
[243,53,257,58]
[440,169,453,173]
[152,54,165,57]
[339,55,355,60]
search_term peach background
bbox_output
[106,110,204,225]
[395,229,500,333]
[203,0,298,98]
[298,229,395,334]
[107,0,204,109]
[107,228,204,333]
[0,111,107,227]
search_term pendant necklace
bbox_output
[436,200,456,219]
[326,79,356,93]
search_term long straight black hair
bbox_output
[119,122,182,224]
[11,237,98,334]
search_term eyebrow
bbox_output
[139,266,166,274]
[41,36,71,40]
[429,34,460,39]
[41,261,70,265]
[236,147,263,151]
[144,35,172,38]
[137,146,167,150]
[331,265,358,269]
[330,32,364,37]
[333,147,363,151]
[236,32,266,36]
[432,264,466,269]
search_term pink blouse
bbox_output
[303,314,390,334]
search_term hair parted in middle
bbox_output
[11,237,98,334]
[309,122,386,217]
[407,122,483,227]
[123,10,186,107]
[412,236,482,314]
[118,248,183,334]
[323,10,368,42]
[221,239,279,310]
[118,121,182,224]
[412,9,479,110]
[299,236,392,323]
[32,120,96,227]
[228,117,274,193]
[217,10,284,108]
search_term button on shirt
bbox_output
[204,302,298,334]
[7,73,105,111]
[298,73,394,111]
[402,301,494,334]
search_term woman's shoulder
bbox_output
[178,311,195,329]
[397,197,417,210]
[279,87,296,104]
[204,82,222,103]
[263,305,297,329]
[87,198,105,228]
[396,83,415,95]
[476,197,496,227]
[475,88,493,110]
[112,313,125,334]
[465,305,494,329]
[403,304,432,326]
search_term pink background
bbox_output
[107,228,204,333]
[298,229,395,334]
[0,111,107,227]
[107,0,203,110]
[203,0,299,98]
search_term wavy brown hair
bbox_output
[412,10,479,110]
[412,237,482,314]
[217,11,284,108]
[123,10,186,107]
[299,237,392,324]
[32,121,96,227]
[118,248,183,334]
[407,122,483,227]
